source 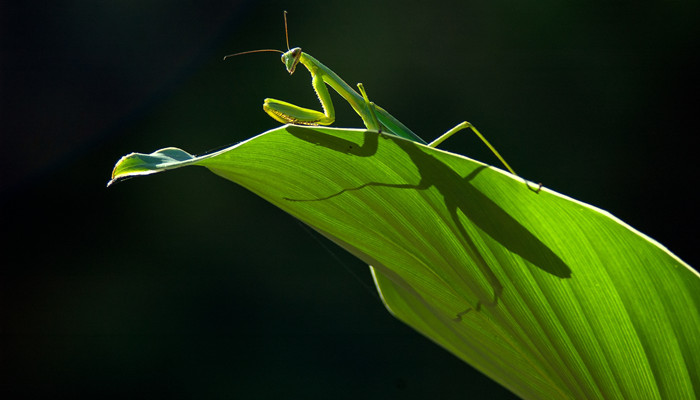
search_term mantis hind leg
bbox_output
[429,121,517,176]
[431,122,543,192]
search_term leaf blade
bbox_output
[110,125,700,399]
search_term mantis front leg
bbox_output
[264,72,336,126]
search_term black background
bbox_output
[2,1,698,398]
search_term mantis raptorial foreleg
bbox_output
[263,68,335,126]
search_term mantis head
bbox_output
[282,47,302,75]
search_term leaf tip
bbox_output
[106,147,195,187]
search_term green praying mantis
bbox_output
[225,11,524,181]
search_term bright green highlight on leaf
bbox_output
[109,125,699,400]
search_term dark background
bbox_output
[2,1,698,398]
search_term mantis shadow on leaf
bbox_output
[285,126,571,316]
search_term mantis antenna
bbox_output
[222,49,282,60]
[222,11,291,60]
[284,10,290,50]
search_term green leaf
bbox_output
[110,125,699,399]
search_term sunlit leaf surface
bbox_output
[110,125,699,399]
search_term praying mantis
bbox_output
[225,11,519,179]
